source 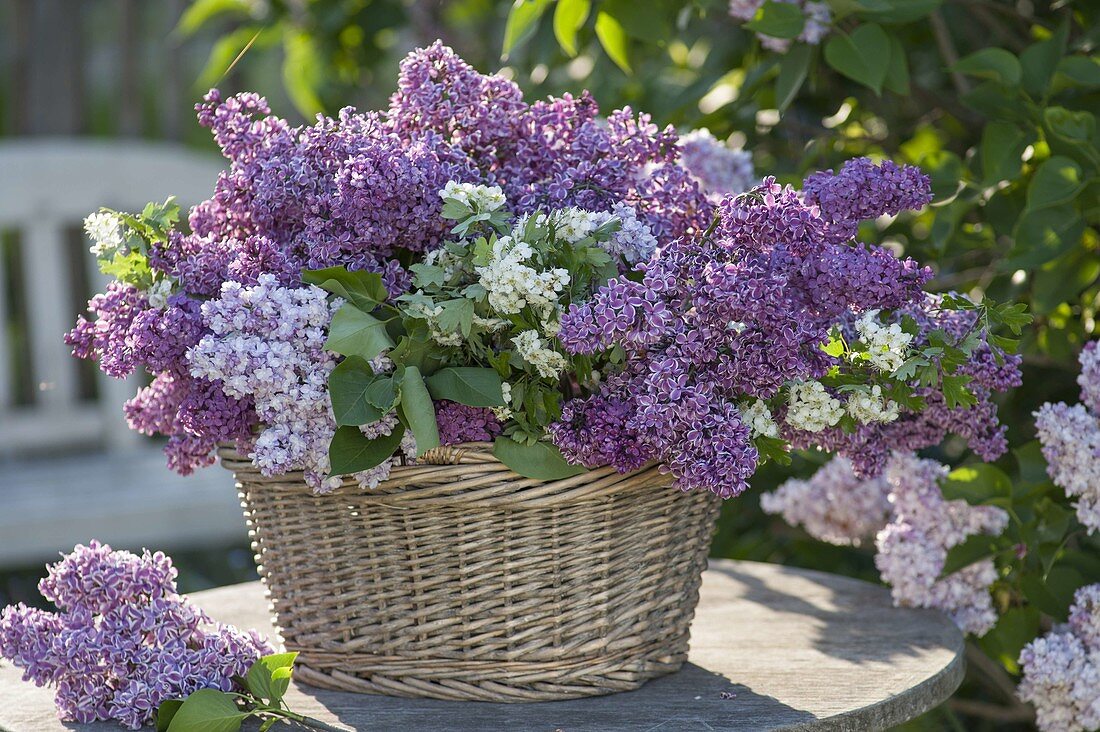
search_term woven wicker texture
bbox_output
[219,443,721,702]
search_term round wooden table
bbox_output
[0,559,964,731]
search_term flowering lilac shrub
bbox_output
[1019,585,1100,732]
[0,542,273,729]
[763,452,1007,635]
[1036,342,1100,533]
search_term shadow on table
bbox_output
[705,562,962,667]
[276,662,817,732]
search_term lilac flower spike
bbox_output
[0,542,273,729]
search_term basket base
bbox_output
[291,651,689,702]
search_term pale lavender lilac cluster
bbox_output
[0,542,273,729]
[678,129,755,198]
[1036,342,1100,533]
[69,42,713,480]
[729,0,832,52]
[553,163,947,496]
[874,453,1008,635]
[1018,584,1100,732]
[760,456,892,546]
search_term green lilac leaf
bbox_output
[329,357,383,427]
[329,423,405,475]
[492,438,588,480]
[939,534,997,578]
[776,44,812,112]
[398,366,440,456]
[823,24,890,95]
[941,464,1012,505]
[325,305,396,360]
[503,0,552,56]
[425,367,506,407]
[244,652,298,705]
[156,700,184,732]
[951,48,1021,86]
[745,1,805,40]
[302,266,388,311]
[166,689,247,732]
[594,11,631,73]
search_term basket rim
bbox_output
[218,442,680,509]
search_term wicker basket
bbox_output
[218,442,721,702]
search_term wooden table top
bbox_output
[0,559,964,731]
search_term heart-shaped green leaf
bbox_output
[493,438,588,480]
[426,368,505,408]
[329,423,406,475]
[951,48,1021,86]
[824,24,890,94]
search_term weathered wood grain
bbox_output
[0,559,964,731]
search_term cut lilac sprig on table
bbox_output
[0,542,273,729]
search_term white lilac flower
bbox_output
[855,309,913,373]
[741,399,779,438]
[513,330,567,379]
[846,385,900,425]
[1035,401,1100,533]
[146,279,174,310]
[440,180,506,211]
[84,212,125,258]
[874,453,1008,636]
[761,456,892,546]
[786,380,844,433]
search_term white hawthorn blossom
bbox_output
[786,381,844,433]
[846,385,900,425]
[513,330,567,379]
[84,212,125,258]
[856,309,913,373]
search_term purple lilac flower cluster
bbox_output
[0,542,273,729]
[1035,342,1100,533]
[552,162,951,496]
[69,42,712,480]
[1018,584,1100,731]
[874,453,1008,636]
[729,0,832,52]
[760,456,892,546]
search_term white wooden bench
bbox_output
[0,140,247,565]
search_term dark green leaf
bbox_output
[823,24,891,94]
[776,44,812,112]
[329,357,383,427]
[745,1,805,40]
[553,0,591,56]
[329,423,405,475]
[940,534,997,578]
[302,267,388,311]
[1054,55,1100,91]
[166,689,247,732]
[601,0,672,43]
[1021,567,1083,620]
[503,0,552,56]
[941,464,1012,505]
[435,299,475,338]
[1033,248,1100,316]
[951,48,1021,86]
[1043,107,1097,146]
[883,36,910,95]
[595,11,631,73]
[1020,21,1069,96]
[978,606,1039,673]
[960,81,1027,122]
[157,700,183,732]
[980,121,1029,184]
[754,435,792,466]
[852,0,940,23]
[398,366,440,456]
[245,652,298,705]
[493,438,588,480]
[426,368,505,407]
[941,373,976,409]
[1009,205,1084,269]
[325,305,395,361]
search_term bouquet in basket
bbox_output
[70,42,1024,499]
